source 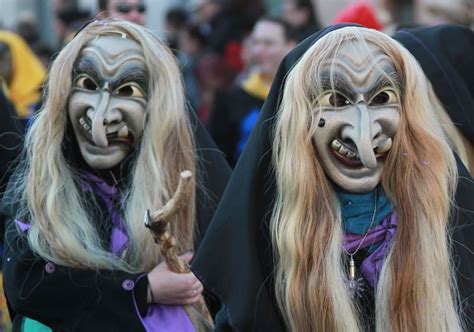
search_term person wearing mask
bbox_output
[192,24,474,331]
[282,0,322,41]
[2,20,230,331]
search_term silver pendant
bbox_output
[347,256,365,298]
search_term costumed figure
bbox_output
[2,19,230,331]
[192,25,474,331]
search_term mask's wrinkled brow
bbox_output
[320,71,354,99]
[317,50,402,100]
[73,43,148,92]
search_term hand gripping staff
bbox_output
[144,170,213,331]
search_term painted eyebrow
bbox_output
[320,71,355,100]
[73,58,102,84]
[113,67,148,92]
[369,69,402,97]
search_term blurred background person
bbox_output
[55,0,92,46]
[15,12,41,50]
[378,0,416,32]
[332,0,384,30]
[177,23,209,112]
[207,17,297,166]
[97,0,147,26]
[282,0,322,41]
[233,34,258,85]
[192,0,265,83]
[416,0,472,27]
[164,6,189,52]
[0,30,45,121]
[15,13,55,69]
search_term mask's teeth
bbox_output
[117,125,128,138]
[332,139,358,159]
[79,117,90,131]
[347,151,356,159]
[338,145,348,156]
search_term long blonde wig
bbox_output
[271,27,462,331]
[15,20,196,273]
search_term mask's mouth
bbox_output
[330,138,387,168]
[78,116,92,140]
[78,116,135,147]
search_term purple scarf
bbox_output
[343,212,398,288]
[82,173,195,332]
[81,173,128,256]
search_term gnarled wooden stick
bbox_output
[144,170,213,331]
[144,170,193,273]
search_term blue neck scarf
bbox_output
[336,186,394,235]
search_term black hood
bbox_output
[393,24,474,143]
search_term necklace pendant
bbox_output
[347,256,364,298]
[349,256,356,280]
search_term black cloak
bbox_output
[192,24,474,331]
[1,112,231,331]
[0,87,23,244]
[0,87,23,194]
[393,24,474,144]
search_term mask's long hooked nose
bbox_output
[343,102,378,169]
[91,89,111,148]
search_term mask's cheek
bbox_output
[108,98,147,144]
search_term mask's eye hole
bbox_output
[74,75,98,91]
[317,91,351,108]
[114,83,145,98]
[370,90,398,106]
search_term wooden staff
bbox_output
[144,170,213,331]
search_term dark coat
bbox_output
[208,85,265,167]
[0,87,23,243]
[0,87,23,194]
[192,24,474,331]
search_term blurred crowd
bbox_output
[0,0,472,168]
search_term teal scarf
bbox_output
[336,186,394,235]
[22,318,51,332]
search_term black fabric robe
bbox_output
[1,113,231,332]
[192,24,474,331]
[0,87,23,242]
[0,87,23,193]
[393,24,474,144]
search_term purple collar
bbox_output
[343,212,398,288]
[82,172,129,256]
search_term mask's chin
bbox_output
[73,113,141,170]
[325,158,384,193]
[80,150,128,170]
[64,118,139,184]
[321,140,385,194]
